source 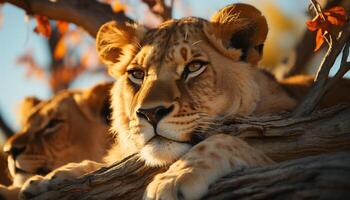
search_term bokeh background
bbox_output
[0,0,348,142]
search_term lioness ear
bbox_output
[205,3,268,65]
[18,97,42,126]
[96,21,146,78]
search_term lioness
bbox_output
[22,4,301,199]
[0,83,112,199]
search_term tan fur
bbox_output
[1,83,112,199]
[97,21,146,77]
[145,134,273,200]
[99,3,294,199]
[21,3,298,199]
[0,185,20,200]
[98,3,295,167]
[0,148,11,186]
[17,97,41,127]
[280,75,350,108]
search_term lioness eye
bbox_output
[44,119,64,134]
[187,62,203,72]
[127,69,145,85]
[182,60,208,81]
[47,119,63,128]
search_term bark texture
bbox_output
[204,151,350,200]
[28,152,350,200]
[28,105,350,200]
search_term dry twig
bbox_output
[283,0,349,77]
[293,0,350,117]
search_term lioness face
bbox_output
[111,22,245,166]
[97,4,268,166]
[3,84,111,186]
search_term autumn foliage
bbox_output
[17,0,165,94]
[13,0,349,94]
[23,1,125,93]
[34,15,51,38]
[306,6,347,51]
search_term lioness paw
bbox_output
[20,171,71,199]
[144,134,273,200]
[20,160,102,199]
[144,169,207,200]
[20,175,48,199]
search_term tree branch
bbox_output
[26,105,350,199]
[142,0,174,21]
[282,0,350,77]
[293,20,350,117]
[3,0,133,37]
[325,40,350,90]
[204,151,350,200]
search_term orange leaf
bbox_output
[54,38,67,60]
[327,15,345,26]
[306,19,319,31]
[306,6,347,51]
[34,15,51,38]
[326,6,346,16]
[324,6,347,26]
[314,29,325,51]
[56,21,69,35]
[111,0,126,13]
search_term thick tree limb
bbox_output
[28,105,350,199]
[209,104,350,162]
[3,0,133,37]
[204,151,350,200]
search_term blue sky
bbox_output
[0,5,51,130]
[1,0,343,134]
[0,3,111,131]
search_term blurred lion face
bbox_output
[4,84,112,185]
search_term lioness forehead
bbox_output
[134,18,206,71]
[144,17,204,44]
[25,92,77,124]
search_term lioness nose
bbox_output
[136,105,174,128]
